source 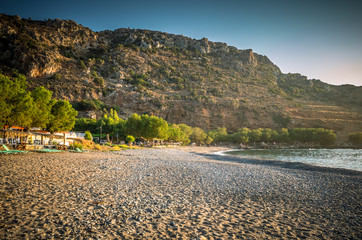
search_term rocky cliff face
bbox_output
[0,14,361,140]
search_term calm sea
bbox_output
[223,149,362,172]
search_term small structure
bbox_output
[0,126,86,150]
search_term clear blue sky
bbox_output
[2,0,362,86]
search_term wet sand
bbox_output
[0,148,361,239]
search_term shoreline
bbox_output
[211,147,362,173]
[1,148,361,239]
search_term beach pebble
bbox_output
[0,149,360,239]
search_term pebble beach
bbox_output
[0,147,361,239]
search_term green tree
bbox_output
[260,128,273,142]
[0,74,33,128]
[315,128,336,146]
[249,129,262,143]
[46,100,78,133]
[189,127,207,145]
[178,124,193,138]
[73,118,98,132]
[289,128,336,146]
[140,114,169,140]
[207,127,228,143]
[125,113,142,138]
[277,128,290,142]
[204,136,213,145]
[0,75,12,128]
[168,124,190,145]
[114,118,126,140]
[230,127,250,144]
[30,86,53,128]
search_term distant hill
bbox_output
[0,14,361,141]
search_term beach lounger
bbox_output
[0,144,28,154]
[34,149,63,153]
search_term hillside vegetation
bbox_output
[0,14,361,141]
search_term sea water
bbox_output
[224,149,362,171]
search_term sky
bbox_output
[2,0,362,86]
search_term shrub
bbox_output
[84,131,93,140]
[94,76,105,86]
[126,135,135,145]
[79,60,87,70]
[204,136,213,145]
[349,132,362,145]
[73,142,83,150]
[52,73,62,80]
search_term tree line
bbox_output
[208,127,337,146]
[0,73,77,132]
[74,110,197,144]
[74,109,337,146]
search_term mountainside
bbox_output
[1,14,361,141]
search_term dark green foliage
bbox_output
[72,99,108,111]
[46,100,78,133]
[128,72,150,88]
[189,127,207,145]
[59,45,76,58]
[207,127,228,143]
[52,73,62,80]
[248,129,262,142]
[288,128,336,146]
[0,73,78,131]
[93,76,105,86]
[14,33,40,50]
[168,124,190,145]
[214,127,334,146]
[204,136,213,145]
[79,60,87,70]
[74,111,194,144]
[124,113,142,138]
[349,132,362,145]
[31,86,53,128]
[229,128,250,144]
[74,118,98,132]
[87,45,108,58]
[277,128,290,142]
[91,71,105,87]
[273,114,292,128]
[140,114,169,140]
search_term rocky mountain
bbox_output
[1,14,361,141]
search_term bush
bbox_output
[128,72,150,88]
[126,135,135,144]
[73,142,83,150]
[94,76,105,86]
[84,131,93,140]
[289,128,336,146]
[52,73,62,80]
[349,132,362,145]
[79,60,87,70]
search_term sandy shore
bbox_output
[0,147,361,239]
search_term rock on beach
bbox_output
[0,148,361,239]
